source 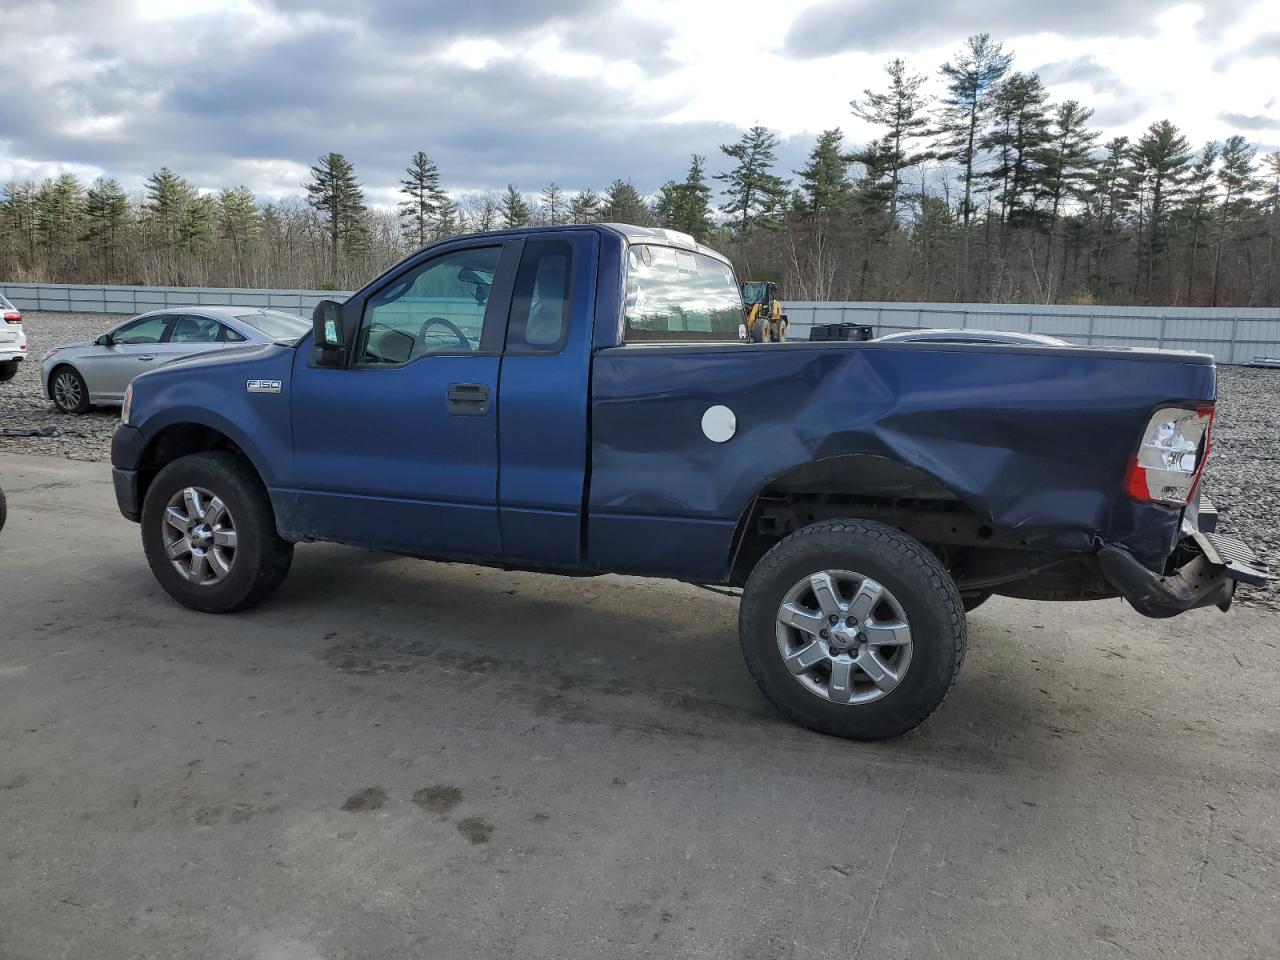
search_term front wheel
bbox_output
[0,361,18,383]
[50,365,90,413]
[739,520,966,741]
[141,452,293,613]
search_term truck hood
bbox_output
[154,342,288,372]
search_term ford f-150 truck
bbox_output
[110,223,1269,740]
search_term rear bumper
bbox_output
[1098,530,1271,619]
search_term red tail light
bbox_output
[1125,404,1214,507]
[2,311,21,323]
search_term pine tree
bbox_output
[2,181,41,274]
[472,193,501,231]
[305,152,367,281]
[1129,120,1192,300]
[539,182,567,225]
[601,179,650,224]
[144,167,196,243]
[568,188,601,223]
[796,130,853,215]
[36,173,86,278]
[715,125,791,234]
[84,177,130,279]
[850,58,930,223]
[398,150,446,248]
[434,197,464,239]
[1211,135,1259,305]
[981,72,1050,226]
[934,33,1013,226]
[501,184,532,228]
[654,155,713,239]
[1081,137,1136,296]
[1179,142,1219,301]
[218,185,259,283]
[1035,100,1098,293]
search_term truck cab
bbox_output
[111,223,1269,741]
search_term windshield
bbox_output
[624,244,743,342]
[235,309,311,341]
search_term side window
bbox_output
[506,240,572,354]
[356,246,502,365]
[169,314,224,343]
[222,326,247,343]
[112,314,171,345]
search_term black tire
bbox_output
[0,485,7,533]
[141,451,293,613]
[961,592,991,613]
[739,520,966,741]
[0,361,18,383]
[50,364,90,413]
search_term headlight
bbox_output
[121,384,133,425]
[43,348,58,361]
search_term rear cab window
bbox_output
[623,244,743,343]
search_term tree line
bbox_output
[2,32,1278,306]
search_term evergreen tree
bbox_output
[1129,120,1192,299]
[1081,137,1136,295]
[398,150,446,248]
[36,173,86,277]
[980,72,1050,226]
[715,125,791,233]
[2,181,41,274]
[850,58,930,223]
[305,152,368,281]
[1179,142,1219,301]
[1211,134,1259,305]
[601,179,650,224]
[1035,100,1098,291]
[218,185,259,282]
[934,33,1013,226]
[796,130,853,215]
[144,167,196,240]
[500,184,532,227]
[539,182,567,225]
[654,155,713,239]
[84,177,130,279]
[568,188,601,223]
[473,193,501,231]
[434,197,464,239]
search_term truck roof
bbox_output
[409,222,732,267]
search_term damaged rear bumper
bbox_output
[1098,530,1271,619]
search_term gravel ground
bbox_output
[3,310,1277,608]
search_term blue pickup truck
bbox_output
[110,223,1268,740]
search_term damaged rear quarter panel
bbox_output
[587,342,1215,581]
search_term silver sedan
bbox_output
[41,306,310,414]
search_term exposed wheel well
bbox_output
[136,424,255,507]
[47,361,81,394]
[726,454,1110,600]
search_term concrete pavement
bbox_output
[0,452,1277,959]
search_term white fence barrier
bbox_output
[4,282,1279,365]
[787,301,1280,366]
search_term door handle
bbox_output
[138,355,155,361]
[447,382,491,416]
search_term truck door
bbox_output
[285,239,521,559]
[497,231,598,566]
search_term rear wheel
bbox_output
[0,361,18,383]
[50,365,90,413]
[141,452,293,613]
[739,520,966,741]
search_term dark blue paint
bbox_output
[116,224,1216,587]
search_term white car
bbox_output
[0,294,27,382]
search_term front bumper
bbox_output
[1099,530,1271,618]
[111,424,146,522]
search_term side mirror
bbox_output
[311,299,346,365]
[95,333,111,346]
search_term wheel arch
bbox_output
[135,419,271,510]
[728,453,989,586]
[47,360,85,400]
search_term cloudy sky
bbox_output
[1,0,1277,206]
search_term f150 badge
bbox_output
[246,379,282,394]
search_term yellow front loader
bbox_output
[740,281,788,343]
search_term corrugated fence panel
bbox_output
[786,300,1280,365]
[4,283,1280,365]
